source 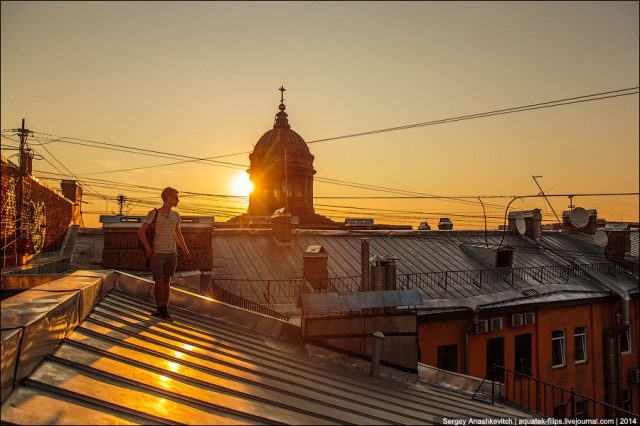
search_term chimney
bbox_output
[20,148,33,175]
[438,217,453,230]
[562,208,598,235]
[303,245,328,291]
[604,223,631,260]
[61,180,82,202]
[383,255,398,291]
[508,209,542,239]
[271,208,292,243]
[369,255,387,292]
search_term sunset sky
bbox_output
[1,1,638,229]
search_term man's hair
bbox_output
[161,187,178,201]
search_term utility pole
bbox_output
[15,119,30,264]
[532,175,561,223]
[116,194,126,215]
[18,119,27,173]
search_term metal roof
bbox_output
[210,229,638,310]
[1,281,529,424]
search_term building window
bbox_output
[621,326,632,354]
[551,329,566,368]
[574,326,587,363]
[575,399,587,419]
[437,344,457,372]
[515,333,532,375]
[622,389,632,413]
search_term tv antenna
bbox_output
[532,175,560,223]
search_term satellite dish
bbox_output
[515,214,526,235]
[569,207,590,229]
[593,230,608,247]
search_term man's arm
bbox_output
[175,224,191,257]
[138,222,153,257]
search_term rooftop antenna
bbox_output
[532,175,560,223]
[279,85,289,212]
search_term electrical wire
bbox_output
[15,86,637,210]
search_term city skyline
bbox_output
[2,1,638,228]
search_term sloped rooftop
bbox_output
[1,271,530,424]
[210,229,638,311]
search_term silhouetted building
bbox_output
[233,88,335,227]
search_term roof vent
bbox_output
[461,244,514,268]
[438,218,453,230]
[345,218,374,229]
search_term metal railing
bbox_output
[483,365,638,419]
[210,276,363,305]
[204,261,634,315]
[396,262,633,294]
[203,277,291,321]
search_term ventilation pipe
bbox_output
[369,331,385,378]
[464,310,480,375]
[361,238,370,292]
[384,255,398,291]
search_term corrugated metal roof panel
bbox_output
[2,289,530,423]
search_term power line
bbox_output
[16,85,638,205]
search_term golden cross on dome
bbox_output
[279,85,286,103]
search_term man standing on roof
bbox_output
[138,186,191,321]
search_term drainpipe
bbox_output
[464,310,480,375]
[604,297,631,416]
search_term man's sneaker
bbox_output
[160,311,174,322]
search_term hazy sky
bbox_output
[2,1,638,228]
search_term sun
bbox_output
[230,172,254,196]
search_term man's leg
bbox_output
[160,278,170,307]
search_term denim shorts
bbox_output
[151,252,177,281]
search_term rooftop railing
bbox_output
[475,365,638,419]
[207,261,635,313]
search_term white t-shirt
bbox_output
[144,209,181,253]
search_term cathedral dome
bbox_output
[249,102,314,167]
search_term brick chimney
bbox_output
[604,223,631,260]
[562,208,598,235]
[271,208,292,243]
[508,209,542,239]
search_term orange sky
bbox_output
[1,2,638,229]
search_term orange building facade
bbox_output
[419,296,639,417]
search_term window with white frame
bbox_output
[552,329,566,367]
[574,326,587,363]
[621,326,632,354]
